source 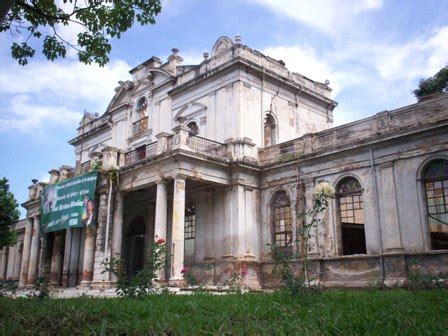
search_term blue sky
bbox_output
[1,0,447,217]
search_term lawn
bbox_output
[1,290,447,335]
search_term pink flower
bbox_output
[156,238,165,245]
[181,267,188,275]
[241,268,248,277]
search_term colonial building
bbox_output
[2,36,448,291]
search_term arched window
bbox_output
[184,202,196,262]
[187,121,199,136]
[423,159,448,250]
[264,112,277,147]
[337,177,366,255]
[136,97,148,118]
[133,97,148,135]
[272,190,292,255]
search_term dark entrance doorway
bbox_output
[125,216,146,276]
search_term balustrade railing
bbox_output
[124,134,229,167]
[124,141,157,165]
[132,116,148,136]
[187,135,227,160]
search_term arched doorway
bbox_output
[125,215,146,276]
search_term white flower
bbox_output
[314,182,335,198]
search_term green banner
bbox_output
[40,171,98,232]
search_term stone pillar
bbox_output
[378,162,404,252]
[111,192,124,260]
[101,146,120,170]
[48,169,60,184]
[27,216,41,285]
[13,242,22,280]
[59,165,74,181]
[170,176,186,285]
[304,181,319,257]
[156,132,172,155]
[204,190,215,260]
[68,229,82,287]
[91,193,112,286]
[50,233,64,286]
[154,181,168,242]
[154,181,168,280]
[6,245,16,280]
[19,218,33,287]
[61,228,72,287]
[145,204,155,261]
[0,248,8,280]
[171,123,190,151]
[81,226,96,284]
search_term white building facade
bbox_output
[2,36,448,290]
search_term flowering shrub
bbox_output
[269,181,335,295]
[406,261,447,290]
[181,267,198,286]
[221,269,247,293]
[103,239,167,298]
[313,182,335,198]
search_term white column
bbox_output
[111,192,124,260]
[204,190,215,260]
[19,218,33,287]
[145,204,155,261]
[6,244,16,280]
[154,181,168,242]
[68,229,81,287]
[304,181,319,257]
[50,232,64,286]
[170,176,186,284]
[0,248,8,280]
[110,192,124,284]
[379,163,404,252]
[13,242,22,280]
[61,228,72,286]
[27,215,40,285]
[154,181,168,281]
[81,226,96,283]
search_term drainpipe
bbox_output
[370,149,385,282]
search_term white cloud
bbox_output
[252,0,383,35]
[262,44,363,96]
[0,59,131,135]
[262,25,448,125]
[0,95,82,134]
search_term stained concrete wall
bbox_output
[260,125,448,259]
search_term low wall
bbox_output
[188,251,448,289]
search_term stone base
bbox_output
[88,280,114,291]
[169,278,187,288]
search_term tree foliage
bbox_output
[0,178,19,249]
[413,66,448,99]
[0,0,162,66]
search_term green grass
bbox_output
[1,290,447,335]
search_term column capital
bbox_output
[156,179,169,185]
[173,174,187,181]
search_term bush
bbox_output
[102,238,167,298]
[406,261,447,290]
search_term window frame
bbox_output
[422,159,448,250]
[271,190,293,255]
[336,176,367,255]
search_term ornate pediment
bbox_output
[211,36,234,57]
[174,102,207,122]
[106,80,134,112]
